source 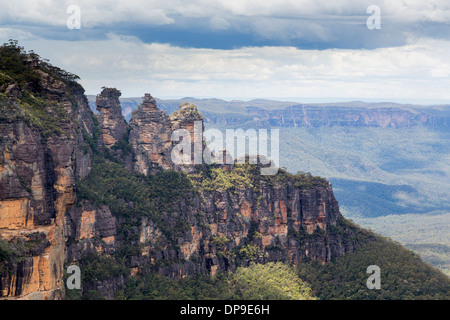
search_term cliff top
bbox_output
[0,40,83,96]
[96,87,123,115]
[170,102,204,123]
[100,87,121,96]
[0,40,89,137]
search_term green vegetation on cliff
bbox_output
[190,160,328,194]
[297,234,450,300]
[0,40,83,137]
[0,40,82,92]
[0,233,50,278]
[231,262,315,300]
[113,262,314,300]
[77,157,194,246]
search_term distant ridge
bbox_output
[86,95,450,128]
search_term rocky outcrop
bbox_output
[170,102,205,170]
[132,179,354,279]
[96,88,128,148]
[65,201,116,260]
[129,95,206,174]
[129,94,174,174]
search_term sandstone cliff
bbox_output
[96,87,128,149]
[129,95,205,174]
[0,44,361,300]
[0,44,94,299]
[63,95,361,298]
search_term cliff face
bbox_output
[67,163,355,299]
[0,47,94,299]
[59,95,358,299]
[1,46,359,300]
[140,181,353,279]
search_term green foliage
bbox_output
[0,233,50,277]
[0,237,12,268]
[210,235,230,248]
[78,253,129,284]
[83,290,106,300]
[195,166,254,192]
[82,115,100,154]
[297,235,450,300]
[170,102,204,122]
[77,157,193,245]
[0,40,40,91]
[63,253,129,300]
[118,272,232,300]
[117,262,315,300]
[191,161,327,196]
[234,244,259,264]
[0,40,81,92]
[0,40,82,137]
[19,93,72,137]
[261,169,329,189]
[111,126,132,156]
[0,72,13,88]
[230,262,315,300]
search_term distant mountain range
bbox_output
[87,95,450,129]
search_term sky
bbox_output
[1,0,450,103]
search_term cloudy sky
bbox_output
[1,0,450,103]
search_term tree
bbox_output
[230,262,315,300]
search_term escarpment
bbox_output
[0,46,94,299]
[61,92,361,298]
[1,45,363,300]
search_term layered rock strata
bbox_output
[0,67,94,299]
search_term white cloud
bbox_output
[0,28,36,41]
[1,0,450,30]
[7,32,449,103]
[209,16,231,30]
[0,0,176,27]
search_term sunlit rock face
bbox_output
[0,64,94,299]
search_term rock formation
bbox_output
[129,95,206,174]
[0,61,94,299]
[129,93,174,174]
[95,87,128,149]
[0,47,359,299]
